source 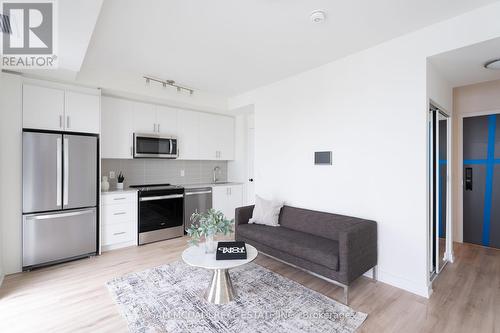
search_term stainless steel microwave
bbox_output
[133,133,178,159]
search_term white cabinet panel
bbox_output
[156,105,178,136]
[199,113,218,160]
[64,91,100,134]
[102,202,133,224]
[101,192,137,250]
[212,185,243,220]
[23,84,64,130]
[177,110,200,159]
[219,116,235,160]
[132,101,156,133]
[102,222,134,246]
[101,96,134,159]
[199,114,235,160]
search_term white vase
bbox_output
[101,176,110,191]
[116,183,124,190]
[205,234,217,254]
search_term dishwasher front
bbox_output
[184,187,213,232]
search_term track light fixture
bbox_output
[143,75,194,95]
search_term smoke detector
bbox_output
[484,59,500,70]
[310,10,326,24]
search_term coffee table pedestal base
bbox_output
[205,269,235,304]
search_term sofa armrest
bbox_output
[338,220,377,284]
[235,205,254,226]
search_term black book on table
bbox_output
[216,241,247,260]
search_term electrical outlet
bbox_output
[109,171,116,179]
[180,169,185,177]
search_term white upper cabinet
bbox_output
[132,101,156,133]
[199,113,218,160]
[218,116,235,160]
[23,84,65,131]
[156,105,177,136]
[177,110,200,160]
[99,95,235,161]
[101,96,134,159]
[199,113,235,160]
[64,91,100,133]
[22,82,100,134]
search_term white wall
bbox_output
[427,62,453,113]
[0,73,23,276]
[229,2,500,297]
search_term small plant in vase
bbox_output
[186,209,234,253]
[116,172,125,190]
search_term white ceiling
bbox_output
[429,37,500,88]
[78,0,498,97]
[14,0,103,81]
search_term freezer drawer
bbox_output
[23,208,97,269]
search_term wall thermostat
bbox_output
[314,151,332,165]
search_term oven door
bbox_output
[134,133,178,158]
[138,194,184,233]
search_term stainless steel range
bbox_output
[129,183,184,245]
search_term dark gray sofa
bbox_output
[235,205,377,304]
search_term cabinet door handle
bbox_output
[113,231,126,236]
[59,115,63,128]
[113,212,126,215]
[113,197,126,201]
[154,123,157,132]
[66,116,70,128]
[158,123,160,133]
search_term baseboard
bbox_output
[101,240,137,252]
[368,268,430,298]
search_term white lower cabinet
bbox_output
[101,191,137,251]
[212,185,243,220]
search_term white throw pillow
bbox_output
[249,195,284,227]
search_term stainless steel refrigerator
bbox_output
[22,131,98,270]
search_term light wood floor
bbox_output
[0,238,498,333]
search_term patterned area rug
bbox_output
[107,261,367,333]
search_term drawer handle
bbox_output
[113,212,127,215]
[113,231,126,236]
[113,197,126,201]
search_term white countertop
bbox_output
[182,182,243,189]
[101,188,138,194]
[101,182,243,193]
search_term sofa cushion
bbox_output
[237,224,339,271]
[278,205,369,241]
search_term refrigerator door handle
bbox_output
[56,137,62,207]
[63,137,69,206]
[26,209,94,220]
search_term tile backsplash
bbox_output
[101,159,228,187]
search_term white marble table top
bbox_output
[182,242,258,270]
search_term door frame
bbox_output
[457,109,500,246]
[428,100,453,284]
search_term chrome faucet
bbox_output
[213,166,220,183]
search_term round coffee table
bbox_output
[182,243,258,304]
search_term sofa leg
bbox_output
[343,285,349,305]
[372,266,378,281]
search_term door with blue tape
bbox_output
[463,114,500,248]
